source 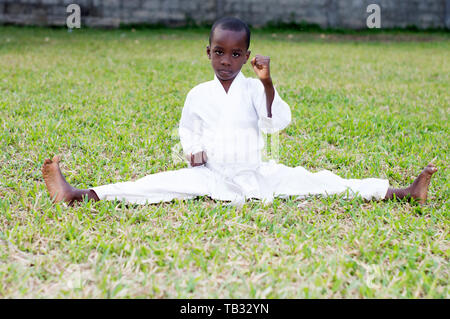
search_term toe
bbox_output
[424,165,438,174]
[52,155,61,163]
[44,158,52,165]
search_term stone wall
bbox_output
[0,0,448,29]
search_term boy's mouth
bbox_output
[217,70,233,78]
[218,69,233,77]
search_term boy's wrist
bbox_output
[261,77,273,87]
[261,77,274,118]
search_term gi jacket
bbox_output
[178,71,292,205]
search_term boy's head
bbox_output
[207,17,251,83]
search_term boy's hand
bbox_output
[251,54,275,117]
[185,151,208,167]
[251,55,271,82]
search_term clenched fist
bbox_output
[251,54,271,82]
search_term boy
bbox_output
[42,17,437,206]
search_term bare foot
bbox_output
[41,155,76,203]
[409,163,438,204]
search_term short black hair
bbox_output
[209,17,251,50]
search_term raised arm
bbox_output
[250,54,291,134]
[251,55,274,117]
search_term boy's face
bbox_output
[207,28,251,84]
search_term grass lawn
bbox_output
[0,26,448,298]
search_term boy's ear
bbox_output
[244,50,251,63]
[206,46,211,59]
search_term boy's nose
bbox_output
[220,58,231,66]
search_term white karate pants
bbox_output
[91,161,389,206]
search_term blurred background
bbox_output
[0,0,449,29]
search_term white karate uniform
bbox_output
[92,72,389,205]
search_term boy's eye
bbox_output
[232,52,241,57]
[214,50,223,55]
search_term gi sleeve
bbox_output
[250,78,292,134]
[178,91,204,156]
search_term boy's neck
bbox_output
[220,79,232,93]
[216,71,241,94]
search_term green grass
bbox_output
[0,26,448,298]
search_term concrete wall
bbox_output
[0,0,448,29]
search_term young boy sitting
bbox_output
[41,17,437,206]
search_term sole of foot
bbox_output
[41,155,72,203]
[411,163,438,204]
